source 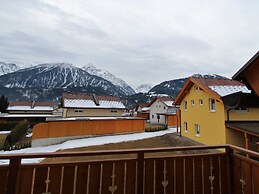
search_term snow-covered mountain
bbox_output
[192,74,226,79]
[0,62,22,75]
[149,74,227,98]
[0,63,128,100]
[82,64,135,95]
[135,84,153,93]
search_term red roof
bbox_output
[62,93,123,102]
[174,77,246,104]
[193,77,245,87]
[8,101,54,107]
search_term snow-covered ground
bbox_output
[0,128,177,164]
[0,131,10,134]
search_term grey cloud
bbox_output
[0,31,77,60]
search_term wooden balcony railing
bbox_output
[0,145,258,194]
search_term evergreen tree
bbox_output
[0,95,9,113]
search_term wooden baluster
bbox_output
[137,152,144,194]
[6,158,21,194]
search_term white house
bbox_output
[149,96,177,125]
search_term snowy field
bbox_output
[0,128,177,164]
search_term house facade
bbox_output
[174,76,259,151]
[149,96,178,126]
[62,93,126,117]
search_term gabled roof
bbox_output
[174,77,250,105]
[149,96,175,107]
[7,101,55,111]
[62,93,126,109]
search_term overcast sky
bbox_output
[0,0,258,88]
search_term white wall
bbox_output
[149,100,167,124]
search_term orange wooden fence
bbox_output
[32,118,145,139]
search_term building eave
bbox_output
[233,51,259,80]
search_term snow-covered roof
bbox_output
[141,107,150,111]
[1,114,56,118]
[175,77,251,104]
[164,101,174,107]
[8,106,54,111]
[149,96,175,107]
[62,93,126,109]
[7,101,54,111]
[64,99,125,109]
[209,85,251,97]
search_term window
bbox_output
[209,98,216,112]
[194,86,199,91]
[184,101,187,111]
[199,99,203,106]
[152,115,154,118]
[195,124,200,137]
[111,110,118,113]
[184,122,188,132]
[75,110,83,113]
[234,107,249,112]
[164,106,166,110]
[191,100,194,106]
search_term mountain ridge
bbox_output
[0,63,129,101]
[82,64,135,95]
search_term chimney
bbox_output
[92,94,100,106]
[31,100,36,109]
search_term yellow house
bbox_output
[174,76,259,151]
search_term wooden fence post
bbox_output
[137,152,144,194]
[6,158,21,194]
[226,146,233,194]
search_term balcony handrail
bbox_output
[1,144,258,160]
[0,144,229,160]
[0,144,259,194]
[229,144,259,158]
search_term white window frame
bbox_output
[199,99,203,106]
[209,98,216,112]
[184,101,187,111]
[191,100,194,106]
[195,124,200,137]
[194,86,199,91]
[184,122,188,132]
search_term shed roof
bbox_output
[226,121,259,137]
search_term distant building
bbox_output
[149,96,178,126]
[134,103,150,120]
[61,93,126,117]
[174,76,259,151]
[7,101,55,115]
